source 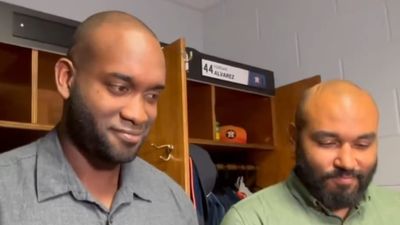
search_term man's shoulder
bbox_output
[232,181,290,212]
[0,141,38,197]
[362,184,400,222]
[0,141,38,167]
[133,157,179,184]
[221,181,297,225]
[132,157,188,195]
[369,184,400,203]
[129,157,196,221]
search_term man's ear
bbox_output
[55,57,75,100]
[288,122,297,159]
[288,122,296,147]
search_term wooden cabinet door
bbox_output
[272,75,321,182]
[139,39,190,193]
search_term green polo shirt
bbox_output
[221,173,400,225]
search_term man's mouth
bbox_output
[330,175,357,186]
[112,128,144,144]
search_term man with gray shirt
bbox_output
[0,11,197,225]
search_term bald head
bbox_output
[293,80,379,213]
[295,80,379,134]
[67,11,159,70]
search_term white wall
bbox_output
[203,0,400,188]
[0,0,204,50]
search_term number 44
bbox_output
[203,63,214,73]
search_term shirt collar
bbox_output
[36,130,78,202]
[286,172,371,215]
[116,158,153,203]
[36,130,152,204]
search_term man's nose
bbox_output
[120,95,149,125]
[334,143,356,171]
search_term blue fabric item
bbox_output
[190,144,227,225]
[190,144,217,195]
[193,161,206,225]
[206,192,226,225]
[214,187,240,212]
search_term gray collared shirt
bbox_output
[0,131,198,225]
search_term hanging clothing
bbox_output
[190,144,226,225]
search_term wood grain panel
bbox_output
[139,39,190,193]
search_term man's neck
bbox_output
[333,208,351,219]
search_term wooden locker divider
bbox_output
[31,49,38,124]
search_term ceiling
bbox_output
[163,0,222,11]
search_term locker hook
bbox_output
[183,50,193,62]
[150,143,174,161]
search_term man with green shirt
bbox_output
[221,80,400,225]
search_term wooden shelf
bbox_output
[0,120,54,131]
[189,138,274,151]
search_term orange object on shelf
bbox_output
[219,125,247,144]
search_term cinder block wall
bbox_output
[204,0,400,190]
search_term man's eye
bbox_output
[144,92,160,104]
[109,84,130,95]
[353,141,371,150]
[318,140,338,148]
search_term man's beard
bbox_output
[65,84,143,165]
[294,141,377,211]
